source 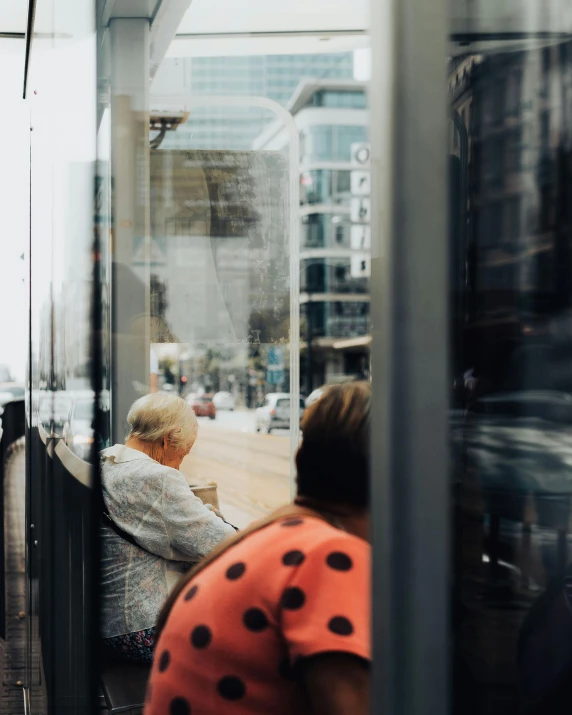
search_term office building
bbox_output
[254,79,370,390]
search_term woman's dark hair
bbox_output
[296,381,370,508]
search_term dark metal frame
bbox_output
[22,0,37,98]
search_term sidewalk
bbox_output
[1,440,45,715]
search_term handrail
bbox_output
[22,0,37,98]
[54,440,93,489]
[38,423,49,445]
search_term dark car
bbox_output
[190,395,216,420]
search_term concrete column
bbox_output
[109,18,151,442]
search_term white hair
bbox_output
[127,393,198,450]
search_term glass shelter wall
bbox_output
[93,38,372,527]
[26,0,98,711]
[446,3,572,714]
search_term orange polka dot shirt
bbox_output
[145,515,371,715]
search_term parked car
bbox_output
[0,382,25,407]
[189,395,216,420]
[212,391,235,411]
[255,393,305,434]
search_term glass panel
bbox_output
[301,125,368,162]
[145,50,371,527]
[449,4,572,712]
[144,99,296,527]
[301,170,353,205]
[302,258,369,295]
[28,0,97,710]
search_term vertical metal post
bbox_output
[370,0,449,713]
[305,299,313,395]
[109,18,151,442]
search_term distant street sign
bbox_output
[267,368,285,385]
[351,225,371,250]
[350,197,371,224]
[351,254,371,278]
[351,170,371,196]
[267,346,284,369]
[351,142,371,167]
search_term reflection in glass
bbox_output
[449,12,572,713]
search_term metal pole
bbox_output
[305,299,313,395]
[109,18,151,443]
[370,0,450,713]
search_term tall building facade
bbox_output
[157,53,355,151]
[151,56,369,394]
[254,79,370,390]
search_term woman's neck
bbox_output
[293,496,369,542]
[125,436,164,464]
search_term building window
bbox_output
[503,197,521,243]
[302,214,352,248]
[506,129,522,172]
[311,90,367,109]
[479,202,503,249]
[335,265,347,281]
[541,110,550,148]
[541,47,551,97]
[483,137,504,187]
[300,170,352,205]
[506,70,522,116]
[301,126,368,162]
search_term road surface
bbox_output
[180,410,294,528]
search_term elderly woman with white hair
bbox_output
[100,393,235,663]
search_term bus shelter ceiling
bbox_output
[169,0,369,57]
[168,0,572,59]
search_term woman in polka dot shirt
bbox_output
[146,382,371,715]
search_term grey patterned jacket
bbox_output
[100,444,235,638]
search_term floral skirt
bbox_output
[104,627,156,664]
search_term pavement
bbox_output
[1,439,45,715]
[180,409,294,529]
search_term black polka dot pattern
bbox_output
[328,616,354,636]
[217,675,246,701]
[169,696,191,715]
[326,552,353,571]
[191,625,212,649]
[281,518,304,527]
[243,608,269,632]
[158,650,170,672]
[282,550,305,566]
[226,562,246,580]
[184,584,198,601]
[281,587,306,610]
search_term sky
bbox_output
[0,44,29,382]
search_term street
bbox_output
[180,410,293,528]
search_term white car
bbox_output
[305,388,325,408]
[213,391,235,411]
[255,393,305,434]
